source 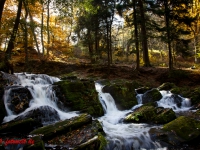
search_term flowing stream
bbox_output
[3,73,79,124]
[2,73,193,150]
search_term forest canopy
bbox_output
[0,0,199,72]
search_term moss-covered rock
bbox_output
[158,82,176,91]
[102,80,140,110]
[162,116,200,142]
[30,113,92,141]
[124,105,176,124]
[48,119,106,150]
[54,80,104,117]
[142,89,162,104]
[0,118,42,134]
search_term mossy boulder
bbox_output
[162,116,200,142]
[142,89,162,104]
[124,105,176,124]
[135,86,151,94]
[187,88,200,106]
[53,80,104,117]
[102,80,140,110]
[158,82,176,91]
[0,118,42,134]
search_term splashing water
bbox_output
[95,82,166,150]
[3,73,78,124]
[157,90,191,112]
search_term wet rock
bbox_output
[124,105,176,124]
[157,82,176,91]
[5,86,32,114]
[53,80,104,117]
[162,116,200,143]
[47,119,106,150]
[102,80,140,110]
[30,113,92,141]
[142,89,162,104]
[14,106,60,124]
[0,118,42,135]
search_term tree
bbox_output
[5,0,23,61]
[156,0,195,70]
[0,0,6,26]
[138,0,151,67]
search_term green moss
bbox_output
[54,80,104,117]
[98,133,107,150]
[162,116,200,141]
[102,80,139,110]
[124,106,176,124]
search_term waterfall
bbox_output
[95,82,165,150]
[157,90,191,112]
[3,73,78,124]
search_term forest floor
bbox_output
[13,58,200,89]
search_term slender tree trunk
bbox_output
[41,4,45,57]
[133,0,140,70]
[47,0,50,57]
[138,0,150,67]
[23,0,41,58]
[106,19,110,75]
[0,0,6,27]
[164,0,172,70]
[5,0,22,61]
[23,4,28,69]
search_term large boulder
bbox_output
[124,105,176,124]
[102,80,140,110]
[53,80,104,117]
[4,86,32,114]
[142,89,162,104]
[161,116,200,144]
[14,106,60,124]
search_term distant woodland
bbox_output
[0,0,200,72]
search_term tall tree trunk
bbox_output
[47,0,50,57]
[0,0,6,27]
[23,3,28,69]
[23,0,41,58]
[138,0,150,67]
[5,0,22,61]
[133,0,140,70]
[164,0,173,70]
[41,4,45,57]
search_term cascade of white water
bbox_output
[157,90,191,112]
[95,82,164,150]
[3,73,78,123]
